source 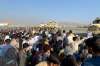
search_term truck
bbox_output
[88,17,100,35]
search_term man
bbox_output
[19,43,30,66]
[11,38,19,51]
[67,30,75,44]
[87,31,93,38]
[29,33,42,50]
[0,36,18,66]
[72,37,85,54]
[81,36,100,66]
[64,36,86,58]
[62,30,66,39]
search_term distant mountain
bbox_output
[1,19,89,27]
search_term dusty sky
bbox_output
[0,0,100,24]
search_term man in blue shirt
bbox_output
[0,37,18,66]
[81,36,100,66]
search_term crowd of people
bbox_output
[0,28,100,66]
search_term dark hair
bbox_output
[61,55,78,66]
[69,30,72,34]
[0,38,3,45]
[73,37,78,41]
[85,37,93,47]
[85,36,100,52]
[48,55,60,64]
[92,36,100,52]
[31,49,36,55]
[43,45,51,52]
[80,36,83,40]
[23,43,29,48]
[5,39,11,44]
[63,30,66,33]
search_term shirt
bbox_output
[72,39,85,53]
[81,56,100,66]
[67,34,75,44]
[0,44,18,66]
[64,45,74,56]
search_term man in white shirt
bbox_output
[67,30,75,44]
[87,31,93,38]
[72,37,85,53]
[29,33,42,50]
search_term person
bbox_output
[72,36,85,54]
[56,31,63,54]
[0,39,3,45]
[61,55,78,66]
[22,37,30,45]
[19,43,30,66]
[64,33,76,56]
[64,43,74,56]
[81,36,100,66]
[0,37,18,66]
[87,31,93,38]
[62,30,66,39]
[63,31,68,48]
[35,61,48,66]
[10,37,19,51]
[41,44,60,66]
[67,30,75,44]
[29,33,42,50]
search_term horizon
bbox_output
[0,0,100,24]
[0,20,89,25]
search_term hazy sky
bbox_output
[0,0,100,24]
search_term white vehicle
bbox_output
[88,17,100,35]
